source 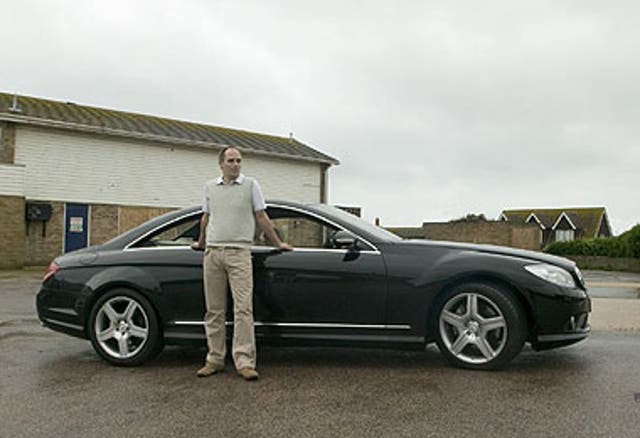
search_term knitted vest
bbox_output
[205,177,255,249]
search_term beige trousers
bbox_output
[203,247,256,370]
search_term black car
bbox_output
[36,201,590,370]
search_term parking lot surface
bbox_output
[1,271,639,437]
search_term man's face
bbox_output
[220,148,242,180]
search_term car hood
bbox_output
[400,239,577,270]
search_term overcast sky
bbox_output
[2,1,639,233]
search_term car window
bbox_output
[255,209,338,249]
[137,215,201,247]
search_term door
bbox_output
[252,207,388,336]
[64,203,89,253]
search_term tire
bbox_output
[88,288,164,366]
[434,282,526,370]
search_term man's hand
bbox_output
[190,241,205,251]
[255,210,294,251]
[278,242,293,251]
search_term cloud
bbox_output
[2,0,638,234]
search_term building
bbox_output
[499,207,613,247]
[0,92,338,268]
[387,220,541,251]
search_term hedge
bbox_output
[620,224,640,258]
[545,224,640,258]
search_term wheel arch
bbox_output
[425,272,534,343]
[81,267,165,337]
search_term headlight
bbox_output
[524,263,576,288]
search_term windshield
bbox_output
[312,204,401,242]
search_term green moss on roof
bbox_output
[0,92,338,164]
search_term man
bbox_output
[191,146,292,381]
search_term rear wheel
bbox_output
[88,288,163,366]
[435,282,526,370]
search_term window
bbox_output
[137,215,201,247]
[555,229,575,242]
[255,213,338,249]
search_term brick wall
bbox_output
[90,204,119,246]
[24,201,64,266]
[389,221,541,251]
[118,205,175,234]
[20,202,176,266]
[0,195,25,268]
[91,204,176,246]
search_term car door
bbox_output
[252,206,388,338]
[128,213,206,324]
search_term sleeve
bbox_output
[202,184,210,213]
[251,179,266,212]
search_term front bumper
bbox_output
[530,291,591,350]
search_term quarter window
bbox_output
[137,215,201,247]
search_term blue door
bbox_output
[64,203,89,253]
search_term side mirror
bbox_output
[330,230,359,250]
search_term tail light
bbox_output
[43,261,60,283]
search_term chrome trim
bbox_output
[537,327,590,342]
[125,211,199,250]
[172,321,411,330]
[124,203,382,254]
[124,246,198,252]
[124,246,379,254]
[48,307,79,316]
[43,318,84,331]
[271,247,377,254]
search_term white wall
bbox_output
[0,163,25,196]
[14,126,322,207]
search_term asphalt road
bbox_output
[1,272,639,438]
[584,270,640,299]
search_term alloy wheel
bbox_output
[94,296,149,359]
[438,292,508,365]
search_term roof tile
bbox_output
[0,92,338,165]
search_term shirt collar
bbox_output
[216,174,245,185]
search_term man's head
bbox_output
[219,147,242,181]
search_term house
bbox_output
[0,92,338,268]
[499,207,612,247]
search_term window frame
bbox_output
[124,204,381,253]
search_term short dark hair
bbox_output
[218,146,240,164]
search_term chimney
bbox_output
[9,94,22,113]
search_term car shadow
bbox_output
[146,342,591,374]
[30,339,592,383]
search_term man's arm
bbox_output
[190,213,209,251]
[255,210,293,251]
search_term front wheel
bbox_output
[88,288,163,366]
[435,282,526,370]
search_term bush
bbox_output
[545,235,632,258]
[620,224,640,258]
[544,224,640,258]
